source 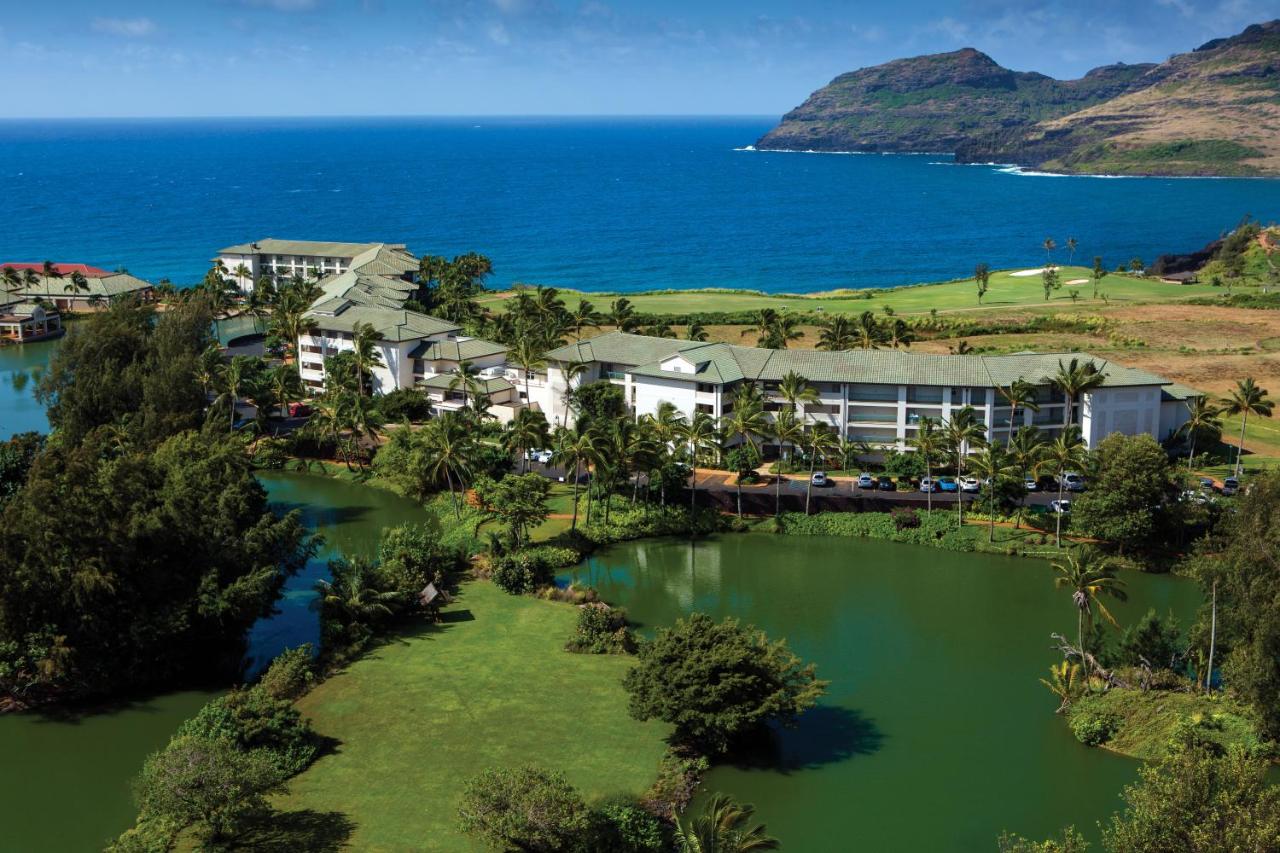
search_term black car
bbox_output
[876,475,896,491]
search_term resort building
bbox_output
[217,239,418,293]
[295,259,522,422]
[1,262,154,310]
[536,332,1196,450]
[0,293,61,342]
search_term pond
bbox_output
[0,472,428,851]
[562,534,1200,850]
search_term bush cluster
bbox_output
[580,504,723,546]
[490,546,580,594]
[566,604,636,654]
[778,510,973,551]
[1070,707,1120,747]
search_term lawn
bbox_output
[276,582,670,852]
[477,266,1221,318]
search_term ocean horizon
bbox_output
[2,115,1279,293]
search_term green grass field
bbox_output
[478,266,1222,318]
[277,582,669,852]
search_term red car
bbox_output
[287,402,311,418]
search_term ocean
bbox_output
[2,116,1279,293]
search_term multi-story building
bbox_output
[1,262,154,310]
[537,331,1198,450]
[216,239,418,293]
[0,293,61,342]
[294,261,523,422]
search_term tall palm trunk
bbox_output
[1007,404,1018,447]
[444,467,460,520]
[775,466,783,517]
[806,452,816,515]
[1055,476,1065,547]
[1234,410,1249,478]
[1205,579,1218,692]
[1187,430,1198,472]
[570,460,581,531]
[736,478,743,518]
[925,460,932,515]
[956,453,964,526]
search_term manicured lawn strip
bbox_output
[277,582,670,852]
[477,267,1221,318]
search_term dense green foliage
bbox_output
[623,613,827,754]
[176,684,318,776]
[473,472,552,548]
[566,604,636,654]
[256,644,316,701]
[777,508,975,550]
[458,766,593,852]
[1072,434,1179,552]
[0,432,42,506]
[490,545,580,594]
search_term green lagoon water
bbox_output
[564,534,1200,851]
[0,472,427,851]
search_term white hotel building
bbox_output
[217,239,419,293]
[527,332,1197,450]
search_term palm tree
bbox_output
[679,412,718,519]
[770,410,804,516]
[1053,550,1128,673]
[854,310,885,350]
[968,444,1014,542]
[556,360,589,427]
[349,322,384,396]
[1008,426,1047,528]
[974,262,991,304]
[216,355,262,433]
[720,386,770,517]
[804,423,838,515]
[566,299,600,337]
[608,298,638,332]
[267,363,304,420]
[64,271,90,306]
[777,370,817,418]
[1222,378,1274,478]
[1040,660,1082,713]
[674,793,779,853]
[1043,237,1056,267]
[686,321,709,342]
[644,322,677,338]
[817,315,856,351]
[1177,396,1223,471]
[741,309,779,348]
[943,406,986,526]
[420,414,474,519]
[506,408,551,473]
[1066,237,1078,266]
[909,417,943,515]
[1044,426,1088,547]
[886,318,914,349]
[1049,357,1107,429]
[997,379,1041,446]
[552,427,598,531]
[510,337,546,410]
[317,556,400,642]
[0,266,20,293]
[446,359,484,409]
[766,313,804,349]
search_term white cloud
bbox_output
[488,22,511,45]
[91,17,157,38]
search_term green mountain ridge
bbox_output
[757,20,1280,177]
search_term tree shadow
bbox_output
[727,705,885,774]
[228,808,356,852]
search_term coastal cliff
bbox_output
[758,19,1280,177]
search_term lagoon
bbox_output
[565,534,1200,850]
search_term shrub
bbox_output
[641,750,709,818]
[491,546,580,595]
[176,685,318,776]
[376,388,433,423]
[779,510,973,551]
[566,604,636,654]
[581,505,722,546]
[591,799,669,852]
[891,506,920,530]
[1070,707,1120,746]
[458,766,592,853]
[378,524,463,598]
[257,645,316,701]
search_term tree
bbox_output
[1041,266,1059,301]
[943,406,986,526]
[134,735,284,842]
[675,794,780,853]
[1049,357,1107,429]
[622,613,827,754]
[853,310,885,349]
[1222,378,1273,478]
[1065,237,1078,265]
[1008,426,1047,528]
[347,322,384,396]
[817,315,856,351]
[1053,550,1127,672]
[555,360,589,427]
[686,321,709,342]
[1043,426,1088,546]
[472,473,552,548]
[608,297,639,332]
[1091,256,1105,299]
[458,766,591,853]
[803,423,838,515]
[316,555,401,651]
[720,385,770,517]
[505,408,551,473]
[770,410,804,516]
[567,300,600,337]
[551,427,598,531]
[1177,396,1223,471]
[969,444,1015,542]
[216,354,262,433]
[1043,237,1056,266]
[679,412,719,520]
[446,359,484,409]
[909,417,943,515]
[419,413,475,519]
[267,364,304,420]
[510,337,546,411]
[997,379,1040,446]
[886,318,914,349]
[1101,736,1280,852]
[1038,661,1083,714]
[776,370,818,418]
[1072,433,1174,552]
[974,263,991,304]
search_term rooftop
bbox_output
[3,271,154,300]
[408,337,508,362]
[308,304,459,342]
[220,238,391,258]
[417,373,514,395]
[547,331,1183,390]
[3,262,113,277]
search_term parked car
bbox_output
[1024,476,1039,492]
[1198,477,1217,493]
[856,472,876,489]
[876,475,896,491]
[286,402,311,418]
[938,477,959,492]
[1057,471,1086,492]
[1222,477,1240,496]
[1180,489,1210,505]
[810,471,829,487]
[1049,499,1072,514]
[959,476,980,493]
[918,476,940,493]
[525,449,553,464]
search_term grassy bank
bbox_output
[276,581,670,851]
[1068,688,1268,760]
[478,266,1220,318]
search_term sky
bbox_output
[0,0,1273,117]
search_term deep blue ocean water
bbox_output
[2,116,1279,292]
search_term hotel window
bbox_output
[696,383,716,393]
[696,403,714,415]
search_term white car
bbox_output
[1049,499,1072,514]
[811,471,829,487]
[1057,471,1086,492]
[959,476,981,493]
[918,477,940,493]
[856,472,875,489]
[525,449,553,464]
[1024,477,1039,492]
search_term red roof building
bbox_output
[2,262,113,277]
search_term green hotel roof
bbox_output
[408,338,508,361]
[548,331,1182,390]
[9,272,153,300]
[307,305,459,342]
[416,373,514,394]
[313,270,418,311]
[220,238,386,257]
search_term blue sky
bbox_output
[1,0,1272,117]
